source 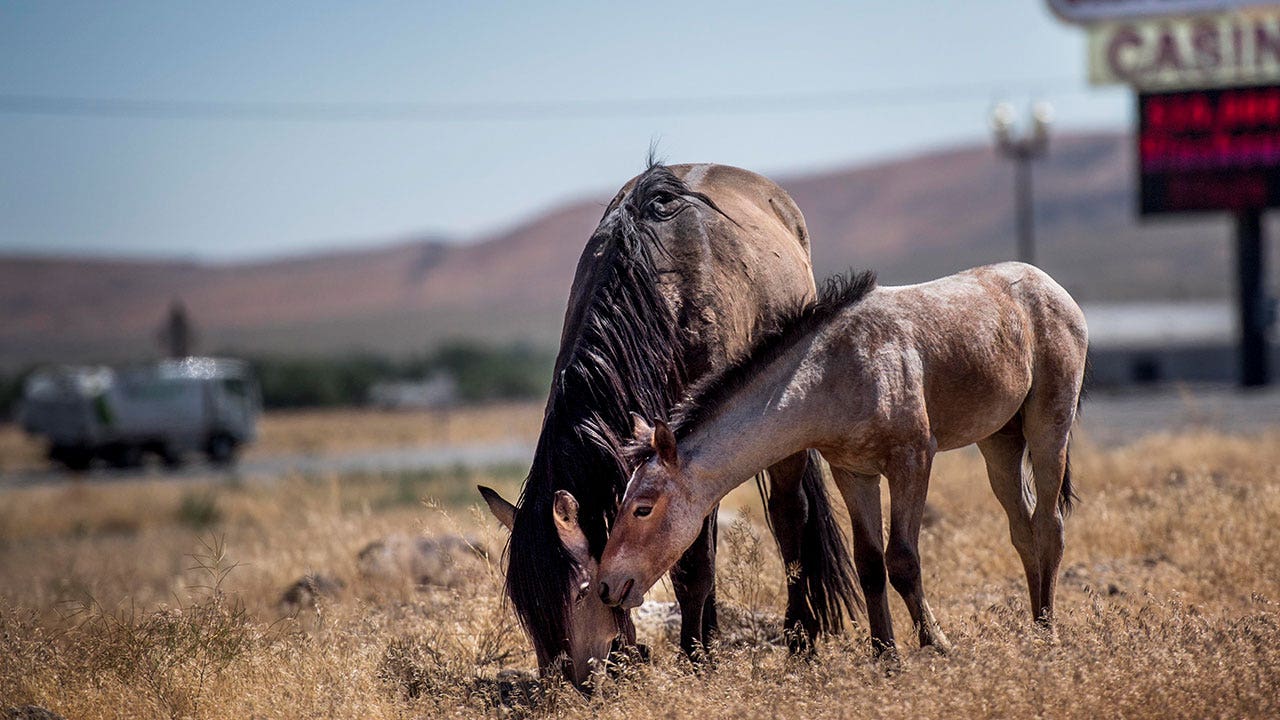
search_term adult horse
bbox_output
[478,161,858,688]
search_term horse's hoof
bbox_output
[631,642,653,664]
[785,632,817,660]
[876,647,903,677]
[676,644,717,675]
[923,632,952,655]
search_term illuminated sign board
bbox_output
[1051,0,1273,23]
[1089,10,1280,89]
[1138,84,1280,213]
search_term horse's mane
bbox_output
[505,160,728,669]
[628,269,876,462]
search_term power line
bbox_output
[0,78,1107,123]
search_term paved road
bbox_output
[0,439,536,490]
[1079,384,1280,445]
[2,385,1275,490]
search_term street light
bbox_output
[990,101,1052,266]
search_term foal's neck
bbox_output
[678,330,833,507]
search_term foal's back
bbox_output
[817,262,1087,454]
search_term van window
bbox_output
[221,378,248,398]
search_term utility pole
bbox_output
[990,101,1052,266]
[158,299,196,358]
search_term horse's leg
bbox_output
[830,468,895,655]
[1023,395,1076,629]
[765,452,817,653]
[883,445,950,652]
[768,450,860,655]
[669,505,718,663]
[977,415,1042,618]
[701,509,719,644]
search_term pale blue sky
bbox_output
[0,1,1128,260]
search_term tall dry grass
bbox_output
[1,428,1278,718]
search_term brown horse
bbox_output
[599,263,1088,656]
[478,162,858,688]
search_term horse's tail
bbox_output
[796,449,863,631]
[1057,377,1085,517]
[1058,443,1078,517]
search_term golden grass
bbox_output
[0,421,46,474]
[244,403,542,458]
[2,427,1279,719]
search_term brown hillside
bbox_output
[1,132,1274,366]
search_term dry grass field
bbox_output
[1,414,1278,718]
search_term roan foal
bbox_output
[598,262,1088,656]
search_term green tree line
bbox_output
[249,341,554,409]
[0,341,555,419]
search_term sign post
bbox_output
[1238,210,1270,385]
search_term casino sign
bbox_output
[1084,9,1280,213]
[1088,10,1280,89]
[1138,84,1280,212]
[1051,0,1272,23]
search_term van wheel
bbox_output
[105,443,144,469]
[158,444,185,469]
[205,434,238,466]
[52,445,93,472]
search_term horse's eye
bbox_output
[645,192,679,220]
[575,580,591,603]
[634,505,653,518]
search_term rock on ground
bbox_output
[633,600,786,649]
[278,572,345,613]
[356,533,488,588]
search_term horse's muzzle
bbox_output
[598,577,635,608]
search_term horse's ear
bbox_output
[478,485,516,531]
[652,419,679,467]
[552,490,591,563]
[631,412,654,443]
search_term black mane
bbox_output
[631,269,876,461]
[506,161,726,670]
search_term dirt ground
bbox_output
[1,403,1278,718]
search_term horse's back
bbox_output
[978,262,1089,374]
[858,263,1087,450]
[662,163,817,366]
[960,263,1089,433]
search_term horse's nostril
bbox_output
[599,581,611,603]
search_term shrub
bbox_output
[177,492,221,529]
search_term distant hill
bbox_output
[1,132,1272,368]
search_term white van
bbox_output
[19,357,260,471]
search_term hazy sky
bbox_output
[0,1,1129,260]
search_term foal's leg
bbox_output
[669,507,718,663]
[977,416,1042,617]
[883,446,950,652]
[830,468,895,655]
[1023,398,1076,628]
